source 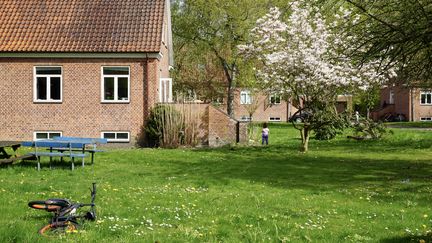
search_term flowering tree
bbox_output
[239,1,395,152]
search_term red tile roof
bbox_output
[0,0,165,53]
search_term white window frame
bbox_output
[159,78,173,103]
[101,131,130,143]
[240,116,252,121]
[420,117,432,121]
[101,66,130,103]
[33,66,63,103]
[269,117,281,122]
[269,94,281,104]
[420,91,432,105]
[240,90,252,105]
[33,131,63,141]
[389,90,394,104]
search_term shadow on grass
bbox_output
[380,233,432,243]
[151,141,432,205]
[12,159,80,170]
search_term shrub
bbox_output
[143,104,201,148]
[352,119,391,139]
[313,111,351,141]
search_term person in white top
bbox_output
[262,122,269,145]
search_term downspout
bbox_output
[144,54,149,121]
[410,88,414,121]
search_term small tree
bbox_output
[239,1,394,152]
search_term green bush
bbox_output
[353,119,390,139]
[313,111,351,141]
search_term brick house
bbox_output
[0,0,174,144]
[232,89,352,122]
[373,85,432,121]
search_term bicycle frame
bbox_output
[29,183,97,235]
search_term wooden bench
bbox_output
[0,154,36,165]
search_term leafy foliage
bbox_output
[239,1,393,151]
[343,0,432,83]
[313,111,351,140]
[352,119,391,139]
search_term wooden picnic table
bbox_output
[0,141,35,165]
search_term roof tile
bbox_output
[0,0,165,53]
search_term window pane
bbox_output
[240,94,245,104]
[36,67,61,75]
[48,133,61,139]
[50,77,61,100]
[117,133,129,139]
[103,133,116,139]
[104,77,115,100]
[103,67,129,75]
[428,94,432,104]
[36,133,48,139]
[118,77,129,101]
[37,77,47,100]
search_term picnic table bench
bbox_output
[0,141,36,165]
[21,137,107,171]
[22,140,88,171]
[51,137,107,164]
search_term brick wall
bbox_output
[232,90,291,122]
[374,86,432,121]
[0,57,162,144]
[208,106,247,146]
[164,103,248,147]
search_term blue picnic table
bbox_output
[22,137,107,171]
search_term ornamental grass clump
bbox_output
[144,104,202,148]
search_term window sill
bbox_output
[33,100,62,104]
[101,101,130,104]
[419,104,432,106]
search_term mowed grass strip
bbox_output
[1,124,432,242]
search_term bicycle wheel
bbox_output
[38,221,78,236]
[28,201,62,212]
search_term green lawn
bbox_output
[386,121,432,129]
[1,124,432,242]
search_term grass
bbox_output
[1,124,432,242]
[386,121,432,128]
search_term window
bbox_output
[420,117,432,121]
[159,78,173,103]
[102,67,130,102]
[389,90,394,104]
[240,116,252,121]
[34,67,62,102]
[269,117,281,122]
[33,131,62,140]
[270,94,281,104]
[101,131,130,143]
[240,90,252,105]
[421,91,432,105]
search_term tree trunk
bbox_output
[227,77,235,118]
[218,57,236,118]
[300,127,310,152]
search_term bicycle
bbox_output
[28,183,97,235]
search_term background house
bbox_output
[231,89,352,122]
[0,0,173,144]
[373,85,432,121]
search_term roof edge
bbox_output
[0,52,163,59]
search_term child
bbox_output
[262,123,269,145]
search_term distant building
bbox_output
[373,85,432,121]
[228,89,352,122]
